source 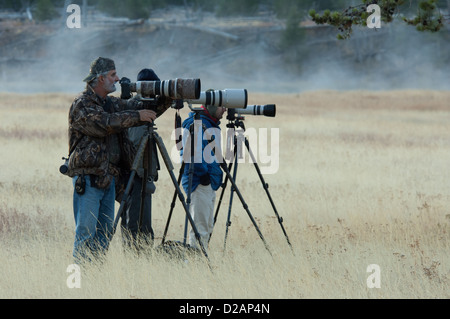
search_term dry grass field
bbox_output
[0,90,449,299]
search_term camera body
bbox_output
[139,95,166,112]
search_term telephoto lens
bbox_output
[188,89,248,108]
[236,104,276,117]
[130,78,201,100]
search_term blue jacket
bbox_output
[180,112,223,194]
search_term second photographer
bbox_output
[180,102,226,254]
[121,68,172,251]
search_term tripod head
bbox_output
[226,108,246,131]
[187,102,205,113]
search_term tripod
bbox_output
[161,110,202,250]
[111,121,210,261]
[213,112,294,254]
[162,108,272,256]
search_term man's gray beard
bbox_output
[109,83,117,93]
[104,81,117,94]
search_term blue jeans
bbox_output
[72,175,115,263]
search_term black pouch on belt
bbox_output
[75,174,86,195]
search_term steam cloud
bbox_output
[0,15,448,94]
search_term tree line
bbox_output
[1,0,448,38]
[0,0,355,20]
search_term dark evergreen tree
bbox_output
[309,0,446,39]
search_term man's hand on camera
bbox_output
[138,109,157,123]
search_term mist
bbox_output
[0,9,449,95]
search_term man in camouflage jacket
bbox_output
[68,57,159,263]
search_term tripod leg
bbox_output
[183,215,188,246]
[138,134,155,243]
[112,133,149,237]
[161,162,184,245]
[153,132,210,261]
[212,160,233,225]
[223,146,239,252]
[209,132,237,244]
[207,159,233,245]
[245,137,294,253]
[112,171,136,236]
[183,120,197,245]
[219,161,272,256]
[139,169,149,235]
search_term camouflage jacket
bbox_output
[67,88,172,201]
[67,88,144,192]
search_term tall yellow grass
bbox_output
[0,90,449,298]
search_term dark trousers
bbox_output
[121,175,154,250]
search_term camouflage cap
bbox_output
[83,57,116,82]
